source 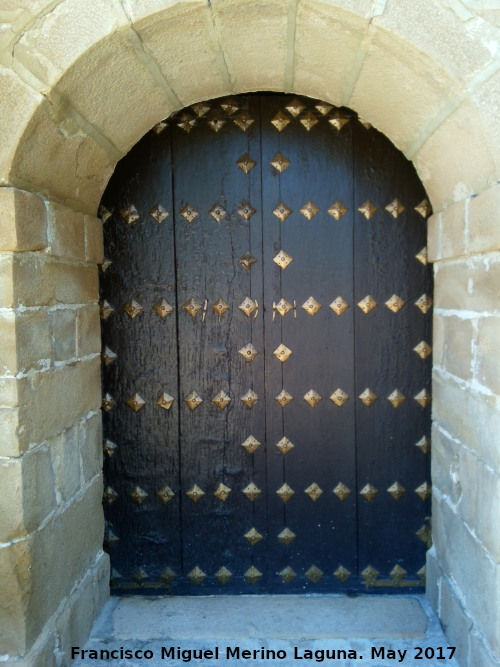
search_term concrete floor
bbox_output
[72,595,459,666]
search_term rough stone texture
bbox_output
[48,423,81,505]
[434,252,500,313]
[433,314,473,381]
[0,186,47,252]
[47,201,85,261]
[476,315,500,396]
[84,215,104,264]
[76,303,101,358]
[468,184,500,255]
[440,575,473,667]
[428,200,467,262]
[49,307,77,362]
[0,308,51,376]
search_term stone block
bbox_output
[76,304,100,358]
[84,214,103,264]
[0,444,56,542]
[432,313,473,381]
[476,316,500,396]
[434,253,500,313]
[475,460,500,562]
[0,406,25,457]
[468,184,500,254]
[469,630,500,667]
[48,424,81,505]
[47,200,85,261]
[0,308,52,375]
[428,199,467,262]
[431,425,462,504]
[425,546,443,615]
[49,307,77,362]
[0,374,29,408]
[0,538,33,655]
[20,629,58,667]
[0,186,47,252]
[79,412,103,483]
[92,550,110,623]
[474,66,500,172]
[55,567,95,663]
[440,575,472,667]
[427,212,440,263]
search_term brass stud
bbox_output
[415,482,432,501]
[300,110,319,131]
[102,393,116,412]
[238,296,257,317]
[285,98,306,117]
[180,203,198,223]
[159,567,177,585]
[212,390,231,410]
[105,531,119,550]
[361,565,379,586]
[334,565,351,583]
[209,203,227,223]
[270,152,290,173]
[183,298,202,318]
[274,298,293,316]
[153,299,174,317]
[278,527,296,545]
[103,486,118,504]
[98,205,112,223]
[360,483,378,501]
[302,296,322,316]
[237,201,256,221]
[103,439,117,457]
[244,527,263,546]
[186,484,205,503]
[330,389,349,407]
[315,102,333,115]
[275,437,294,455]
[417,566,426,586]
[157,486,175,504]
[233,111,254,131]
[126,393,146,412]
[149,203,169,223]
[152,120,168,134]
[132,567,149,585]
[300,200,319,220]
[333,482,351,501]
[359,388,377,406]
[387,389,405,408]
[415,435,430,454]
[241,436,261,454]
[271,110,291,132]
[273,343,292,363]
[242,482,261,501]
[187,566,206,585]
[239,253,257,270]
[305,565,323,583]
[211,298,230,317]
[184,391,203,410]
[157,393,174,410]
[385,198,405,218]
[390,564,407,585]
[101,346,117,366]
[330,297,349,315]
[177,113,197,133]
[414,389,431,408]
[304,389,322,408]
[123,299,143,319]
[241,389,259,408]
[357,295,377,313]
[414,198,432,219]
[328,201,348,220]
[220,98,239,115]
[99,300,114,320]
[385,294,405,313]
[273,249,293,269]
[275,389,293,407]
[215,566,232,585]
[244,565,262,585]
[415,294,433,314]
[214,483,232,502]
[358,200,378,220]
[304,482,323,502]
[276,483,295,503]
[279,566,297,583]
[100,257,112,273]
[416,247,428,265]
[207,112,226,133]
[130,486,148,505]
[273,202,292,222]
[236,153,256,174]
[120,204,139,225]
[239,343,258,362]
[329,111,350,130]
[414,341,432,359]
[416,521,432,547]
[191,102,210,117]
[358,118,372,130]
[387,481,406,500]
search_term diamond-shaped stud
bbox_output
[220,98,239,115]
[244,527,263,546]
[415,198,432,219]
[390,564,407,585]
[156,486,175,504]
[275,389,293,407]
[187,566,206,585]
[300,110,318,131]
[416,247,428,265]
[215,566,232,585]
[279,566,296,583]
[186,484,205,503]
[273,343,292,363]
[271,111,290,132]
[362,565,379,586]
[191,102,210,117]
[385,198,405,218]
[387,389,405,408]
[103,486,118,504]
[241,389,259,408]
[130,486,148,505]
[153,299,173,317]
[212,391,231,410]
[100,257,112,273]
[270,152,290,173]
[358,200,378,220]
[359,388,377,406]
[385,295,405,313]
[334,565,351,583]
[315,102,333,115]
[123,299,143,319]
[98,205,112,223]
[328,201,348,220]
[415,435,430,454]
[184,391,203,410]
[241,436,261,454]
[103,439,117,457]
[238,296,257,316]
[132,567,149,585]
[183,298,202,317]
[120,204,139,225]
[274,298,292,316]
[233,111,254,131]
[276,483,295,503]
[106,532,119,550]
[415,482,432,501]
[273,202,292,222]
[244,565,262,585]
[177,113,197,133]
[329,297,348,316]
[330,389,349,407]
[304,389,322,408]
[302,296,322,316]
[273,249,293,269]
[239,343,258,362]
[180,204,198,223]
[209,203,227,223]
[213,483,232,502]
[357,295,377,313]
[416,523,432,547]
[159,566,177,585]
[415,294,433,314]
[333,482,351,501]
[358,117,372,129]
[305,565,323,583]
[414,389,431,408]
[149,203,169,223]
[285,98,306,117]
[102,346,117,366]
[305,482,323,502]
[237,201,256,221]
[360,483,378,501]
[157,393,174,410]
[300,200,319,220]
[207,112,226,133]
[152,120,168,134]
[127,393,145,412]
[275,437,294,454]
[239,253,257,270]
[329,111,350,130]
[102,393,115,412]
[100,300,114,320]
[242,482,261,501]
[387,481,406,500]
[236,153,256,174]
[414,341,432,359]
[278,527,296,545]
[211,298,229,317]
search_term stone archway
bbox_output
[0,1,499,664]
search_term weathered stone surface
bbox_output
[0,186,47,252]
[431,425,462,505]
[79,412,102,483]
[76,304,100,358]
[434,253,500,313]
[0,537,33,655]
[48,424,81,505]
[475,459,500,562]
[0,308,51,375]
[84,214,103,264]
[440,575,473,667]
[425,547,443,614]
[476,316,500,396]
[50,307,77,362]
[433,314,473,381]
[47,201,85,261]
[469,630,500,667]
[468,185,500,254]
[428,199,467,262]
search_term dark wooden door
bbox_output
[100,94,432,594]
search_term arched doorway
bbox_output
[99,93,432,594]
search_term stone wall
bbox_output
[0,1,499,664]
